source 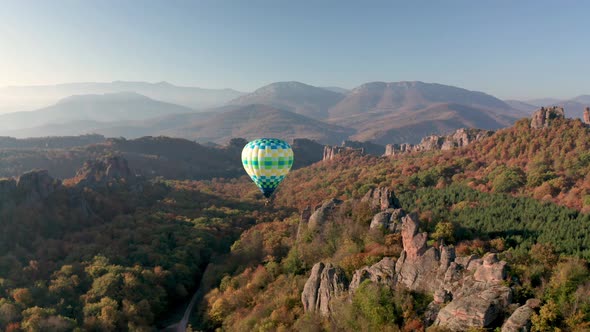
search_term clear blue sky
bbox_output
[1,0,588,99]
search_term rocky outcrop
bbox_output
[384,128,494,156]
[473,253,507,282]
[361,187,401,211]
[530,106,565,129]
[16,170,61,204]
[441,128,495,150]
[349,257,396,293]
[73,156,133,187]
[398,213,429,261]
[322,145,364,161]
[308,199,342,230]
[369,208,404,232]
[395,214,511,331]
[296,206,313,241]
[361,209,511,331]
[341,140,385,156]
[435,286,512,330]
[584,107,590,125]
[501,299,539,332]
[301,262,348,316]
[301,195,516,330]
[384,143,414,156]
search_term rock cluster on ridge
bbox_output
[384,128,494,156]
[530,106,565,129]
[300,192,537,331]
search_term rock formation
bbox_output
[73,156,133,187]
[301,262,348,316]
[501,299,539,332]
[530,106,565,129]
[322,145,363,161]
[308,198,342,230]
[296,205,313,241]
[349,257,396,293]
[369,208,404,232]
[302,201,523,330]
[16,170,61,204]
[584,107,590,125]
[384,128,494,156]
[395,213,513,331]
[341,140,385,156]
[323,140,385,161]
[361,187,401,211]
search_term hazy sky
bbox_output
[1,0,588,99]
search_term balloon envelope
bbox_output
[241,138,294,198]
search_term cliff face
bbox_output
[384,128,494,156]
[530,106,565,129]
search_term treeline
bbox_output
[0,135,105,149]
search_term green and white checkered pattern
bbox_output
[242,138,294,198]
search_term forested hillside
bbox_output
[0,161,295,330]
[188,117,590,331]
[277,117,590,211]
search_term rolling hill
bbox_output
[229,81,345,119]
[327,81,514,119]
[326,81,518,144]
[345,102,515,144]
[504,99,538,113]
[165,104,354,144]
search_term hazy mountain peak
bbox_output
[572,95,590,104]
[251,81,318,94]
[320,86,349,94]
[229,81,345,119]
[56,91,149,104]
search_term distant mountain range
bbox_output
[0,80,587,145]
[0,81,244,112]
[0,92,196,133]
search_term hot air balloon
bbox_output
[242,138,294,199]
